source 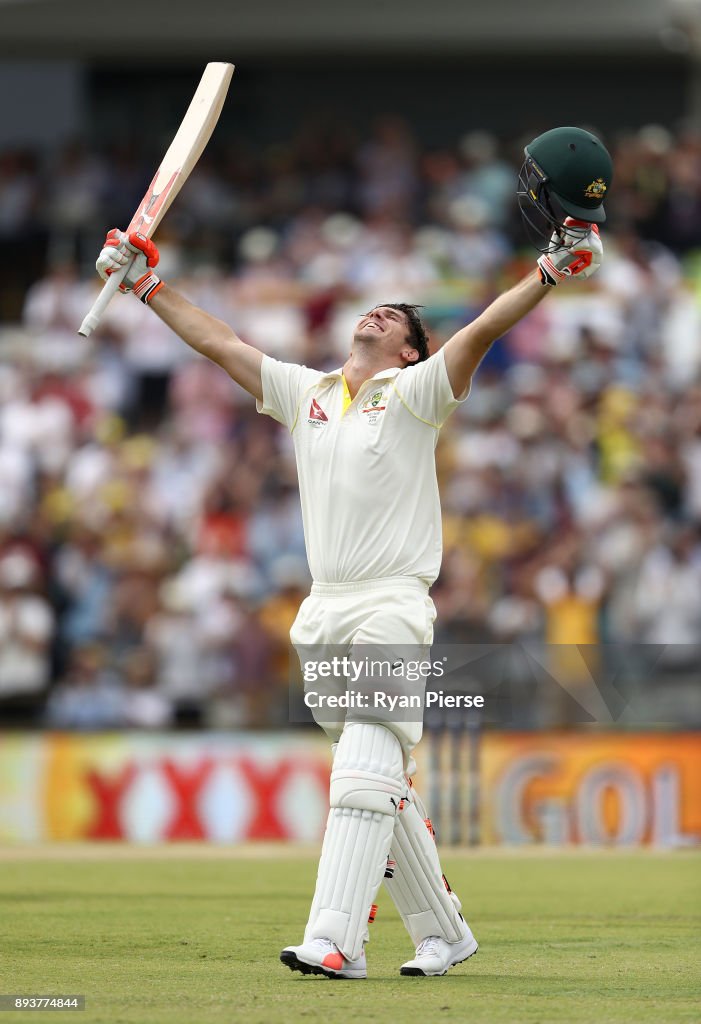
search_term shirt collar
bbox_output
[319,365,403,385]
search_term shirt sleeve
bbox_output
[392,348,469,429]
[256,355,324,431]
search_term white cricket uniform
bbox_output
[257,348,467,755]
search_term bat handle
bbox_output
[78,262,131,337]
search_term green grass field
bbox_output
[2,846,699,1024]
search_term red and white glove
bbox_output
[537,218,603,287]
[96,229,164,305]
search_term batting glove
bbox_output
[96,229,164,305]
[537,218,603,287]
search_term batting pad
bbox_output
[384,785,465,945]
[306,723,406,961]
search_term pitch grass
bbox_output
[1,847,700,1024]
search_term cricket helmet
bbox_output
[518,126,613,252]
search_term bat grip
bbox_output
[77,262,131,337]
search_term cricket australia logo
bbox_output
[361,388,387,425]
[583,178,607,200]
[308,398,328,427]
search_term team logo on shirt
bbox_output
[361,388,387,425]
[308,398,328,427]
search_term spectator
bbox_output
[44,643,124,730]
[121,646,173,728]
[0,552,54,709]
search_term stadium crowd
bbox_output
[1,119,701,728]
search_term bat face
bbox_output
[126,61,234,240]
[78,61,234,337]
[126,170,178,236]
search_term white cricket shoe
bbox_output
[400,920,478,977]
[280,937,367,980]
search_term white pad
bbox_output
[384,784,464,945]
[305,723,405,961]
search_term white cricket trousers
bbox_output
[289,576,436,762]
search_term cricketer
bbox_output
[95,127,612,979]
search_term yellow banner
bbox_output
[481,732,701,846]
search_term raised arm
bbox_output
[149,285,263,400]
[443,270,546,399]
[442,221,604,399]
[94,229,263,401]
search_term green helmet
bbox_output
[518,126,613,251]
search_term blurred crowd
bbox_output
[1,118,701,729]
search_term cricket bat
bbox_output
[78,61,235,337]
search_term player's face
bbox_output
[354,307,416,361]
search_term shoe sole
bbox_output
[279,950,366,980]
[400,940,479,977]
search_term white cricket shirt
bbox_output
[257,348,467,585]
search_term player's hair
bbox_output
[374,303,430,363]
